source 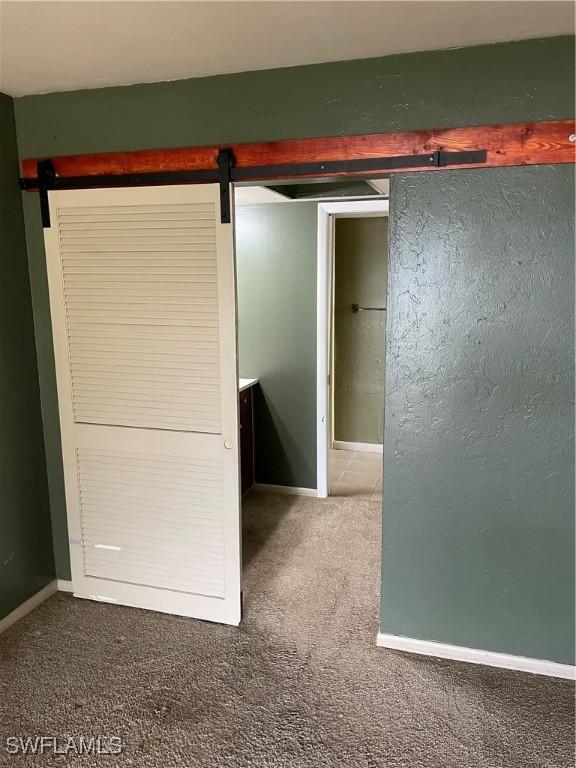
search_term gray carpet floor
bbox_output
[0,492,574,767]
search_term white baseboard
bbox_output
[376,632,576,680]
[252,483,318,497]
[333,441,383,454]
[57,579,74,593]
[0,580,57,636]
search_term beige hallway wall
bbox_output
[333,217,388,445]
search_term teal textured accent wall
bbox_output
[0,93,54,618]
[12,35,575,607]
[382,165,575,664]
[236,203,317,489]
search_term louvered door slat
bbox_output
[44,184,241,625]
[58,199,222,432]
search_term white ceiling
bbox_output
[234,180,389,205]
[0,1,573,97]
[235,186,291,205]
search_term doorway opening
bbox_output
[233,182,389,502]
[316,200,389,499]
[233,179,389,634]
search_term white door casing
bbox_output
[316,199,389,498]
[43,184,241,625]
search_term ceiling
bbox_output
[0,1,573,97]
[234,178,390,205]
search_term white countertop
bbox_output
[239,378,258,393]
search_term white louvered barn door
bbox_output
[43,184,241,625]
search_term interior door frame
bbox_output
[316,199,389,498]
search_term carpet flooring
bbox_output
[0,492,574,767]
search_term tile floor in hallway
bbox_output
[329,448,382,501]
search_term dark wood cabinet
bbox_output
[239,386,254,495]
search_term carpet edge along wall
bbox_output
[13,33,575,646]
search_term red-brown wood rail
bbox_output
[21,119,576,183]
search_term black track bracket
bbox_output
[37,159,56,228]
[217,148,234,224]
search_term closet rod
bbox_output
[351,304,386,313]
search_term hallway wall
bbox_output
[236,203,317,489]
[333,217,388,445]
[0,93,54,619]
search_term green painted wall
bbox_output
[382,165,575,664]
[334,218,388,445]
[236,204,317,489]
[0,93,54,619]
[14,36,574,155]
[12,35,575,610]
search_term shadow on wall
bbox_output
[0,93,55,618]
[235,202,318,491]
[252,379,315,490]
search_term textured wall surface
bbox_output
[14,37,574,156]
[334,217,388,444]
[236,203,317,489]
[0,93,54,618]
[382,165,575,664]
[12,36,575,589]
